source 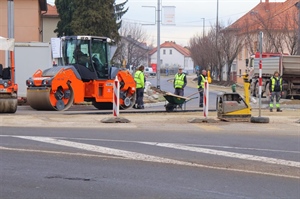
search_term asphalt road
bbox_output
[1,123,299,199]
[1,75,299,198]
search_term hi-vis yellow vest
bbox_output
[134,70,145,88]
[174,73,185,88]
[270,76,282,92]
[197,75,205,88]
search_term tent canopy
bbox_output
[0,36,15,51]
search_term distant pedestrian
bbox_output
[173,67,187,96]
[269,71,283,112]
[133,65,145,109]
[197,69,207,107]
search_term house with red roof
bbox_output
[227,0,298,84]
[149,41,194,73]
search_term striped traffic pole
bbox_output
[258,31,263,117]
[113,76,120,117]
[258,59,262,117]
[203,77,209,118]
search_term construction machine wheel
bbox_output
[281,90,288,99]
[27,86,74,111]
[120,91,136,110]
[165,103,175,112]
[0,97,17,113]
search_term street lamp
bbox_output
[201,18,205,38]
[157,0,161,89]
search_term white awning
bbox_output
[0,36,15,51]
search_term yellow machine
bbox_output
[217,74,251,122]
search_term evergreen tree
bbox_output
[54,0,128,41]
[54,0,75,37]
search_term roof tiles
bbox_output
[149,41,191,57]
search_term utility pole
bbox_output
[156,0,161,89]
[201,18,205,38]
[7,0,14,67]
[296,1,300,55]
[216,0,219,79]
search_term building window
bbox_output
[163,49,166,55]
[239,69,242,75]
[170,49,172,55]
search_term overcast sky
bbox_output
[47,0,286,46]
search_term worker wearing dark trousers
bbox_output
[174,67,187,96]
[133,65,145,109]
[173,68,187,109]
[269,71,283,112]
[197,70,207,107]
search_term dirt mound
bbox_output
[150,86,167,94]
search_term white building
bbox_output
[149,41,194,73]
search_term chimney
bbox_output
[265,0,269,11]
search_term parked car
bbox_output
[144,67,156,77]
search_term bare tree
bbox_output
[278,9,298,55]
[242,6,298,55]
[219,25,244,81]
[189,27,220,79]
[189,23,243,82]
[113,22,150,68]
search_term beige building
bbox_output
[42,3,59,42]
[0,0,47,64]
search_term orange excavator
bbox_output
[26,36,136,111]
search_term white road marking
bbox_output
[2,135,300,179]
[51,136,299,154]
[13,136,199,166]
[140,142,300,168]
[0,146,129,160]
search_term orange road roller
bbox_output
[26,36,136,111]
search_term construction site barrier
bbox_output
[203,77,209,118]
[113,76,120,117]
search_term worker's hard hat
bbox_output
[178,67,183,70]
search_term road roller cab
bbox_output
[26,36,136,111]
[0,36,18,113]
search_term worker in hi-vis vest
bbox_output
[197,70,207,108]
[173,67,187,97]
[133,65,145,109]
[269,71,283,112]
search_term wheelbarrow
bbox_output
[163,91,199,112]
